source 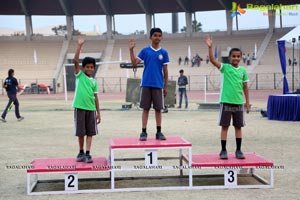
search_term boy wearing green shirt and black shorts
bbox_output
[204,35,250,160]
[73,37,101,163]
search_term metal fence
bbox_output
[1,72,300,95]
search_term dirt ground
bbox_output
[0,90,299,200]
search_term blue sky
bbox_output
[0,8,299,35]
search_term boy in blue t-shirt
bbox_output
[129,28,170,141]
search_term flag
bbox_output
[188,45,191,60]
[119,48,122,61]
[254,43,257,60]
[214,46,218,59]
[33,49,37,64]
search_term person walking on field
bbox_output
[1,69,24,122]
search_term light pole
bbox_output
[292,38,296,92]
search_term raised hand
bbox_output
[78,36,85,46]
[204,35,213,48]
[128,39,136,50]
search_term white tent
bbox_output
[278,26,300,49]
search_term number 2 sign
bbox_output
[65,173,78,191]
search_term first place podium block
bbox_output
[109,136,193,191]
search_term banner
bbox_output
[214,46,218,59]
[277,40,289,94]
[33,49,37,64]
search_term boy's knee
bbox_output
[154,109,161,113]
[221,126,229,130]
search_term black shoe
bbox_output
[156,132,166,140]
[235,150,245,159]
[219,150,228,159]
[162,108,168,113]
[139,132,147,141]
[76,152,85,162]
[17,116,24,121]
[84,154,93,163]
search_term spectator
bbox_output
[246,54,251,65]
[178,56,182,65]
[184,56,189,65]
[177,69,188,109]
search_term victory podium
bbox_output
[27,136,274,195]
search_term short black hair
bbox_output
[179,69,184,73]
[150,28,162,37]
[8,69,14,77]
[82,57,96,68]
[229,48,242,56]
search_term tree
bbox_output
[102,31,122,35]
[51,25,81,36]
[180,20,202,32]
[132,30,145,35]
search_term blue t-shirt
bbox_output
[137,46,169,88]
[4,76,18,95]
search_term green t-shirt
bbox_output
[72,70,98,111]
[219,63,249,104]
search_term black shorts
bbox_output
[140,87,164,110]
[219,103,245,127]
[74,108,98,136]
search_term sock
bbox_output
[142,128,146,133]
[79,150,84,154]
[221,140,227,151]
[157,126,161,133]
[86,151,90,155]
[236,138,242,151]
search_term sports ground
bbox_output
[0,90,299,200]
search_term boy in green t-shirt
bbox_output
[204,35,250,160]
[73,37,101,163]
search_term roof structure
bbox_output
[1,0,299,16]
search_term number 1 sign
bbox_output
[145,150,158,167]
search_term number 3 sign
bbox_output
[224,170,237,186]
